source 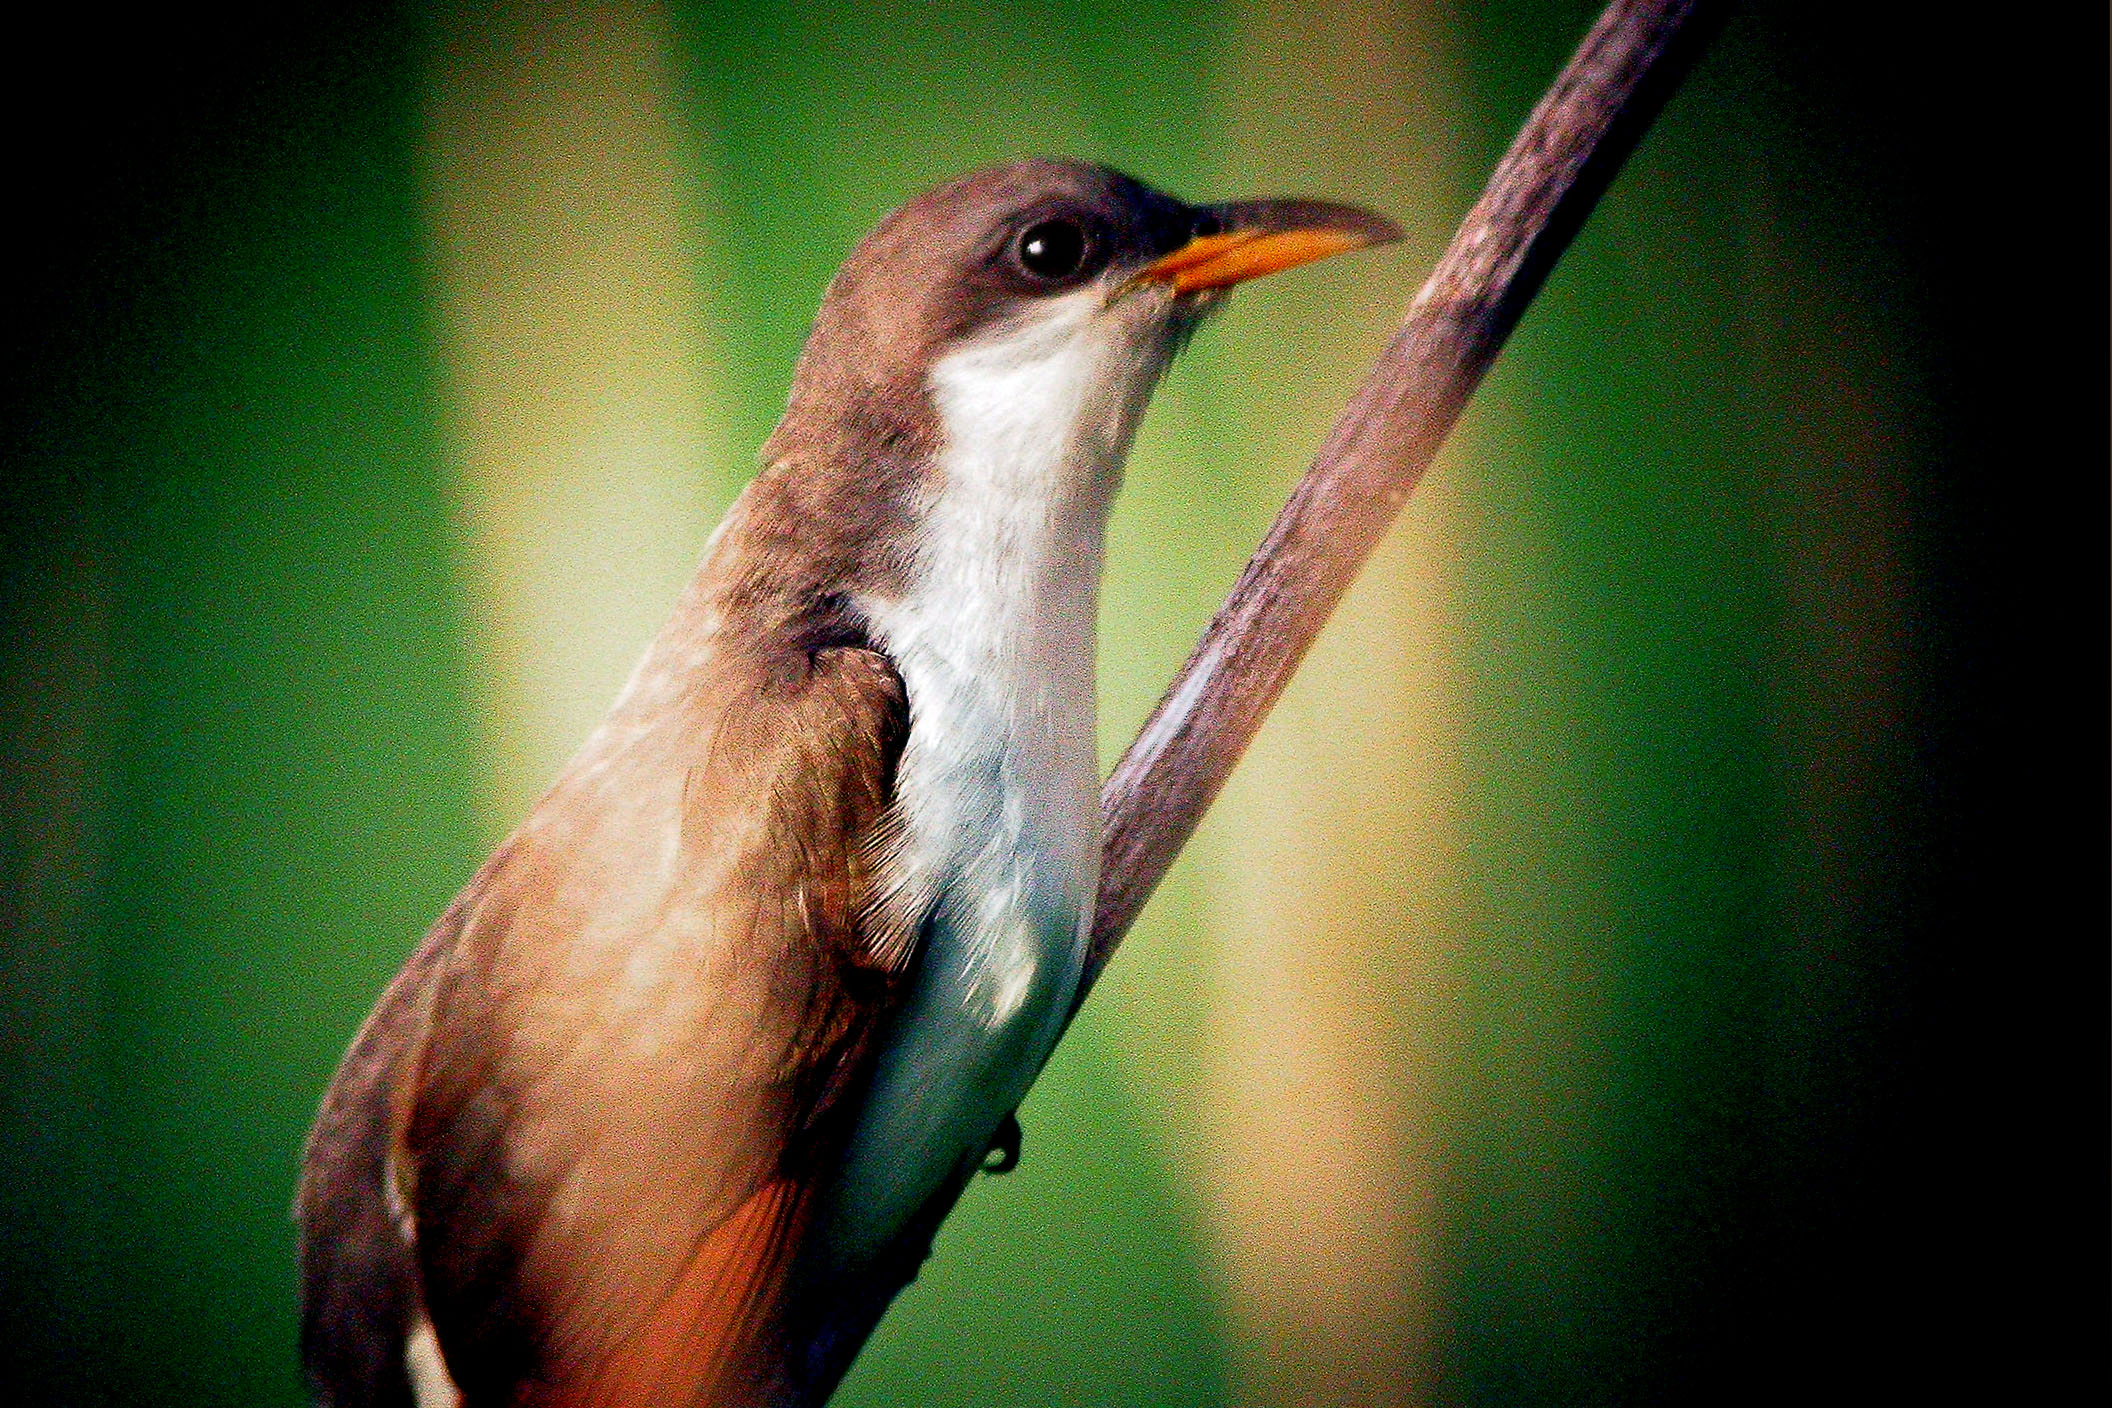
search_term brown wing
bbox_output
[400,639,914,1407]
[298,899,459,1408]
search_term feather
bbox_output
[300,601,915,1407]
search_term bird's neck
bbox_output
[863,295,1172,805]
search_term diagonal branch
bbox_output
[805,1,1721,1397]
[1080,0,1721,1004]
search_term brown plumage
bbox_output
[298,158,1398,1408]
[301,526,914,1406]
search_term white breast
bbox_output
[820,287,1175,1267]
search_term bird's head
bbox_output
[770,158,1397,467]
[753,160,1397,603]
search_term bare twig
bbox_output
[1082,0,1719,1002]
[803,0,1720,1396]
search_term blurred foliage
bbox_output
[2,2,2101,1405]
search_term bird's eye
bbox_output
[1016,219,1090,281]
[1190,210,1223,238]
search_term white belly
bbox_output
[815,634,1098,1269]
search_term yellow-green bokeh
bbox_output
[4,2,2075,1405]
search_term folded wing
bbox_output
[304,635,915,1408]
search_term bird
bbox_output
[297,157,1398,1408]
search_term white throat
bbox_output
[825,286,1176,1264]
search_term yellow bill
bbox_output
[1139,198,1402,294]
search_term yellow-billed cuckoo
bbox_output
[298,158,1397,1408]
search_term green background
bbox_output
[3,2,2101,1404]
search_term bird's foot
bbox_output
[981,1110,1022,1175]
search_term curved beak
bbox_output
[1137,198,1403,294]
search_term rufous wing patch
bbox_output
[574,1176,812,1408]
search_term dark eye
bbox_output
[1016,218,1089,281]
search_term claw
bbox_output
[981,1110,1022,1175]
